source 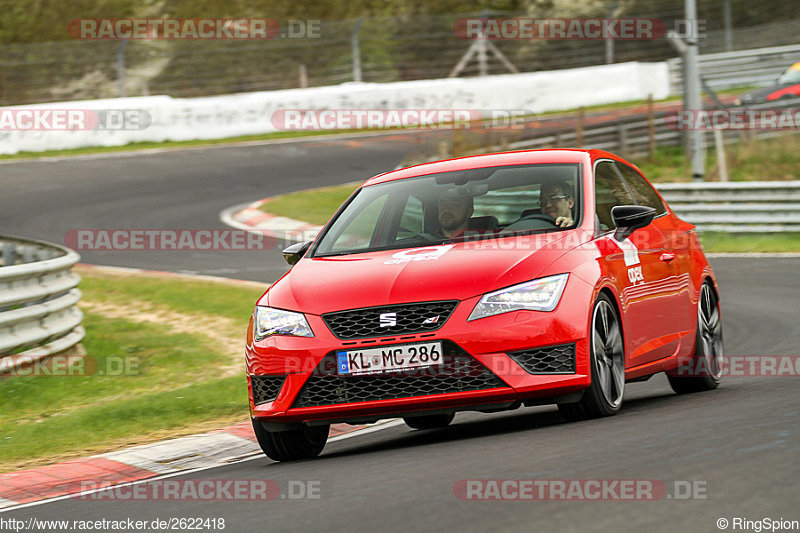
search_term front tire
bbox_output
[667,282,723,394]
[403,413,454,430]
[252,418,329,462]
[558,293,625,421]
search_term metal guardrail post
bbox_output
[1,242,16,267]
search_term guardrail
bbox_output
[656,181,800,233]
[504,96,800,158]
[668,43,800,95]
[0,235,84,373]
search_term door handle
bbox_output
[659,252,675,263]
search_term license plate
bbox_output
[337,341,443,376]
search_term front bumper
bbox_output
[246,278,593,425]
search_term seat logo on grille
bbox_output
[379,312,397,327]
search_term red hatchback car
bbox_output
[245,149,723,461]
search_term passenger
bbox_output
[539,180,575,228]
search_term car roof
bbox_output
[362,148,626,186]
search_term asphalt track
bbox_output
[1,136,799,532]
[0,134,416,283]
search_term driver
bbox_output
[436,188,474,238]
[539,180,575,228]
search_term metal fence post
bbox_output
[684,0,705,182]
[351,18,364,83]
[617,122,628,155]
[723,0,733,52]
[116,38,128,97]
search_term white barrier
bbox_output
[0,235,84,374]
[0,61,669,155]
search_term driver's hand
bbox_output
[555,216,574,228]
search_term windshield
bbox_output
[312,163,581,257]
[778,67,800,84]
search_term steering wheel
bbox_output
[408,232,442,245]
[518,213,558,225]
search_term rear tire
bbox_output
[558,293,625,421]
[403,413,454,430]
[667,282,723,394]
[252,418,329,462]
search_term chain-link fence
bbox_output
[1,9,799,106]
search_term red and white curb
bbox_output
[0,419,404,511]
[221,199,322,244]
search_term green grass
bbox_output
[0,129,344,161]
[259,181,362,225]
[0,373,246,468]
[78,271,263,322]
[0,272,263,471]
[625,134,800,182]
[700,232,800,253]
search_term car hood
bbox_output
[264,231,584,315]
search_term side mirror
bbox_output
[282,240,312,265]
[611,205,656,240]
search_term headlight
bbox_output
[253,306,314,340]
[467,274,569,321]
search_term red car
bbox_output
[737,61,800,104]
[246,149,724,461]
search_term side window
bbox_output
[330,193,388,252]
[615,163,667,216]
[594,161,634,231]
[395,195,424,240]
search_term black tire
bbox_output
[403,413,454,430]
[667,282,723,394]
[558,293,625,421]
[251,418,329,462]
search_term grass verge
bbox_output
[634,134,800,182]
[0,130,336,162]
[259,181,361,225]
[0,269,264,472]
[700,232,800,253]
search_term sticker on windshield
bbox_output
[384,244,455,265]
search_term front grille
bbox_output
[508,343,576,374]
[293,341,507,408]
[251,375,286,405]
[322,301,458,339]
